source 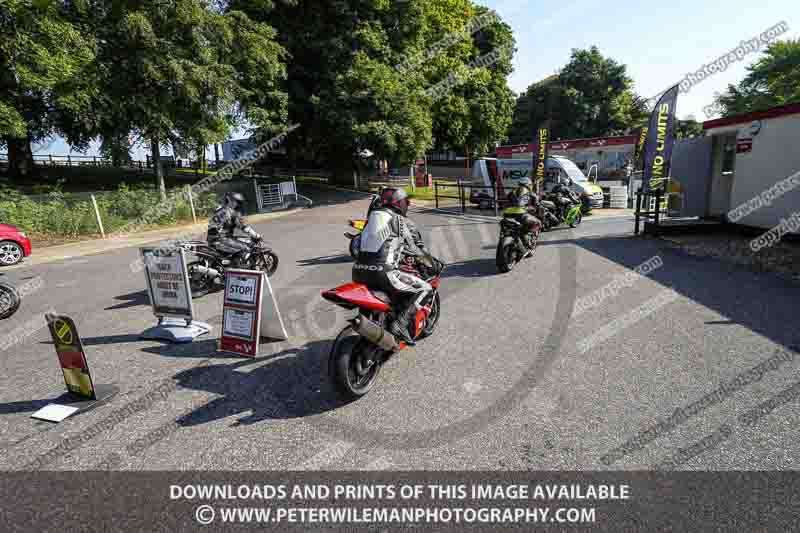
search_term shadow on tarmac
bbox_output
[440,257,499,279]
[0,398,54,415]
[538,233,800,354]
[171,340,340,427]
[105,290,150,311]
[296,254,353,267]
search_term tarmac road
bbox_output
[0,185,798,471]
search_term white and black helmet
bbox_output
[224,192,245,212]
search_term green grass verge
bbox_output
[0,183,218,238]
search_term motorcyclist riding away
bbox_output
[207,192,262,266]
[348,188,384,257]
[549,181,579,215]
[353,188,433,346]
[505,177,542,239]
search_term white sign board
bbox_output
[140,247,194,321]
[260,273,289,342]
[223,308,257,340]
[219,269,288,357]
[31,404,80,423]
[225,275,259,306]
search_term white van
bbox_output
[470,156,604,208]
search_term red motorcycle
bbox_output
[321,256,444,399]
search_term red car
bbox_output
[0,223,32,266]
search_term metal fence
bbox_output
[634,189,668,235]
[252,176,312,212]
[0,153,334,180]
[433,180,508,216]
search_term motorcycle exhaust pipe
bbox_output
[191,264,221,278]
[350,316,399,351]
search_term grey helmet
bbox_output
[224,192,245,213]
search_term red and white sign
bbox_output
[495,134,637,158]
[219,269,264,357]
[736,138,753,154]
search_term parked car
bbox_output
[0,224,32,266]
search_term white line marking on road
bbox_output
[477,221,494,249]
[366,456,392,470]
[583,215,635,221]
[447,217,471,261]
[430,226,455,264]
[463,381,483,394]
[299,440,355,470]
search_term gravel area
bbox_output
[660,231,800,283]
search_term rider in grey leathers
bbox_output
[352,188,433,346]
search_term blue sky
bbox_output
[485,0,798,120]
[35,0,799,158]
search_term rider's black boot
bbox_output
[389,303,417,346]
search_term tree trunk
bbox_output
[151,135,166,200]
[214,143,220,166]
[329,153,357,187]
[111,133,121,168]
[5,136,35,179]
[199,144,206,173]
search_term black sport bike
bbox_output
[496,210,540,273]
[177,237,279,298]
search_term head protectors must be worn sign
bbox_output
[140,247,194,321]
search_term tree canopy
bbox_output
[712,39,800,117]
[0,0,521,184]
[507,46,649,144]
[0,0,96,176]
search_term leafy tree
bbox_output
[506,74,559,143]
[427,4,516,157]
[0,0,96,178]
[100,131,133,167]
[675,117,703,140]
[713,39,800,117]
[90,0,286,198]
[236,0,516,183]
[232,0,430,182]
[507,47,647,143]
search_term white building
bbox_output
[699,103,800,230]
[221,137,287,162]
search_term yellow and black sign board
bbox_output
[534,127,550,187]
[46,314,96,400]
[642,84,679,194]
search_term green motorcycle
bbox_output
[539,185,583,230]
